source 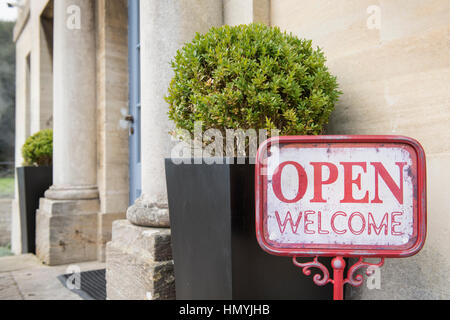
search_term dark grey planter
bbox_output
[165,158,334,300]
[16,166,52,254]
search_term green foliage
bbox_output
[21,129,53,167]
[166,23,341,137]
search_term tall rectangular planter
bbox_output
[165,159,333,300]
[16,166,53,254]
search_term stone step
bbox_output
[110,219,172,262]
[106,220,175,300]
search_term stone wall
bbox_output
[271,0,450,299]
[95,0,129,262]
[12,0,54,254]
[12,0,32,254]
[223,0,270,25]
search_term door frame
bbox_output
[128,0,142,205]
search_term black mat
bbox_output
[58,269,106,300]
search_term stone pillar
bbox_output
[106,0,223,300]
[36,0,99,266]
[126,0,224,227]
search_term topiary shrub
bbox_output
[21,129,53,167]
[166,23,341,144]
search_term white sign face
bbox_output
[255,136,426,258]
[266,146,413,246]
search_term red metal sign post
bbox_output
[255,136,427,300]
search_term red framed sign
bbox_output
[255,135,427,258]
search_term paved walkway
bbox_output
[0,254,105,300]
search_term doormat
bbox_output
[58,269,106,300]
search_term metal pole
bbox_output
[331,256,346,300]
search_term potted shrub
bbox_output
[17,129,53,253]
[165,24,341,299]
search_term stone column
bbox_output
[106,0,223,300]
[126,0,224,227]
[36,0,99,266]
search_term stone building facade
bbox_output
[12,0,450,299]
[12,0,129,264]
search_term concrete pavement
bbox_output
[0,254,105,300]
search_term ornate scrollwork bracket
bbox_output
[292,256,385,300]
[345,257,385,287]
[292,256,332,286]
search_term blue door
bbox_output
[128,0,142,204]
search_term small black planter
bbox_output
[16,166,53,254]
[165,159,333,300]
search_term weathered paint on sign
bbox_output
[255,136,426,258]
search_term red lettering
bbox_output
[331,211,347,234]
[272,162,308,203]
[275,211,302,234]
[310,162,338,203]
[318,211,330,234]
[371,162,406,204]
[368,212,388,235]
[391,212,403,236]
[340,162,369,203]
[348,212,366,235]
[273,210,405,237]
[304,211,315,234]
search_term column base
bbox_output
[106,220,175,300]
[45,185,99,200]
[36,197,99,266]
[126,195,170,227]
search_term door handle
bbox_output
[125,115,134,123]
